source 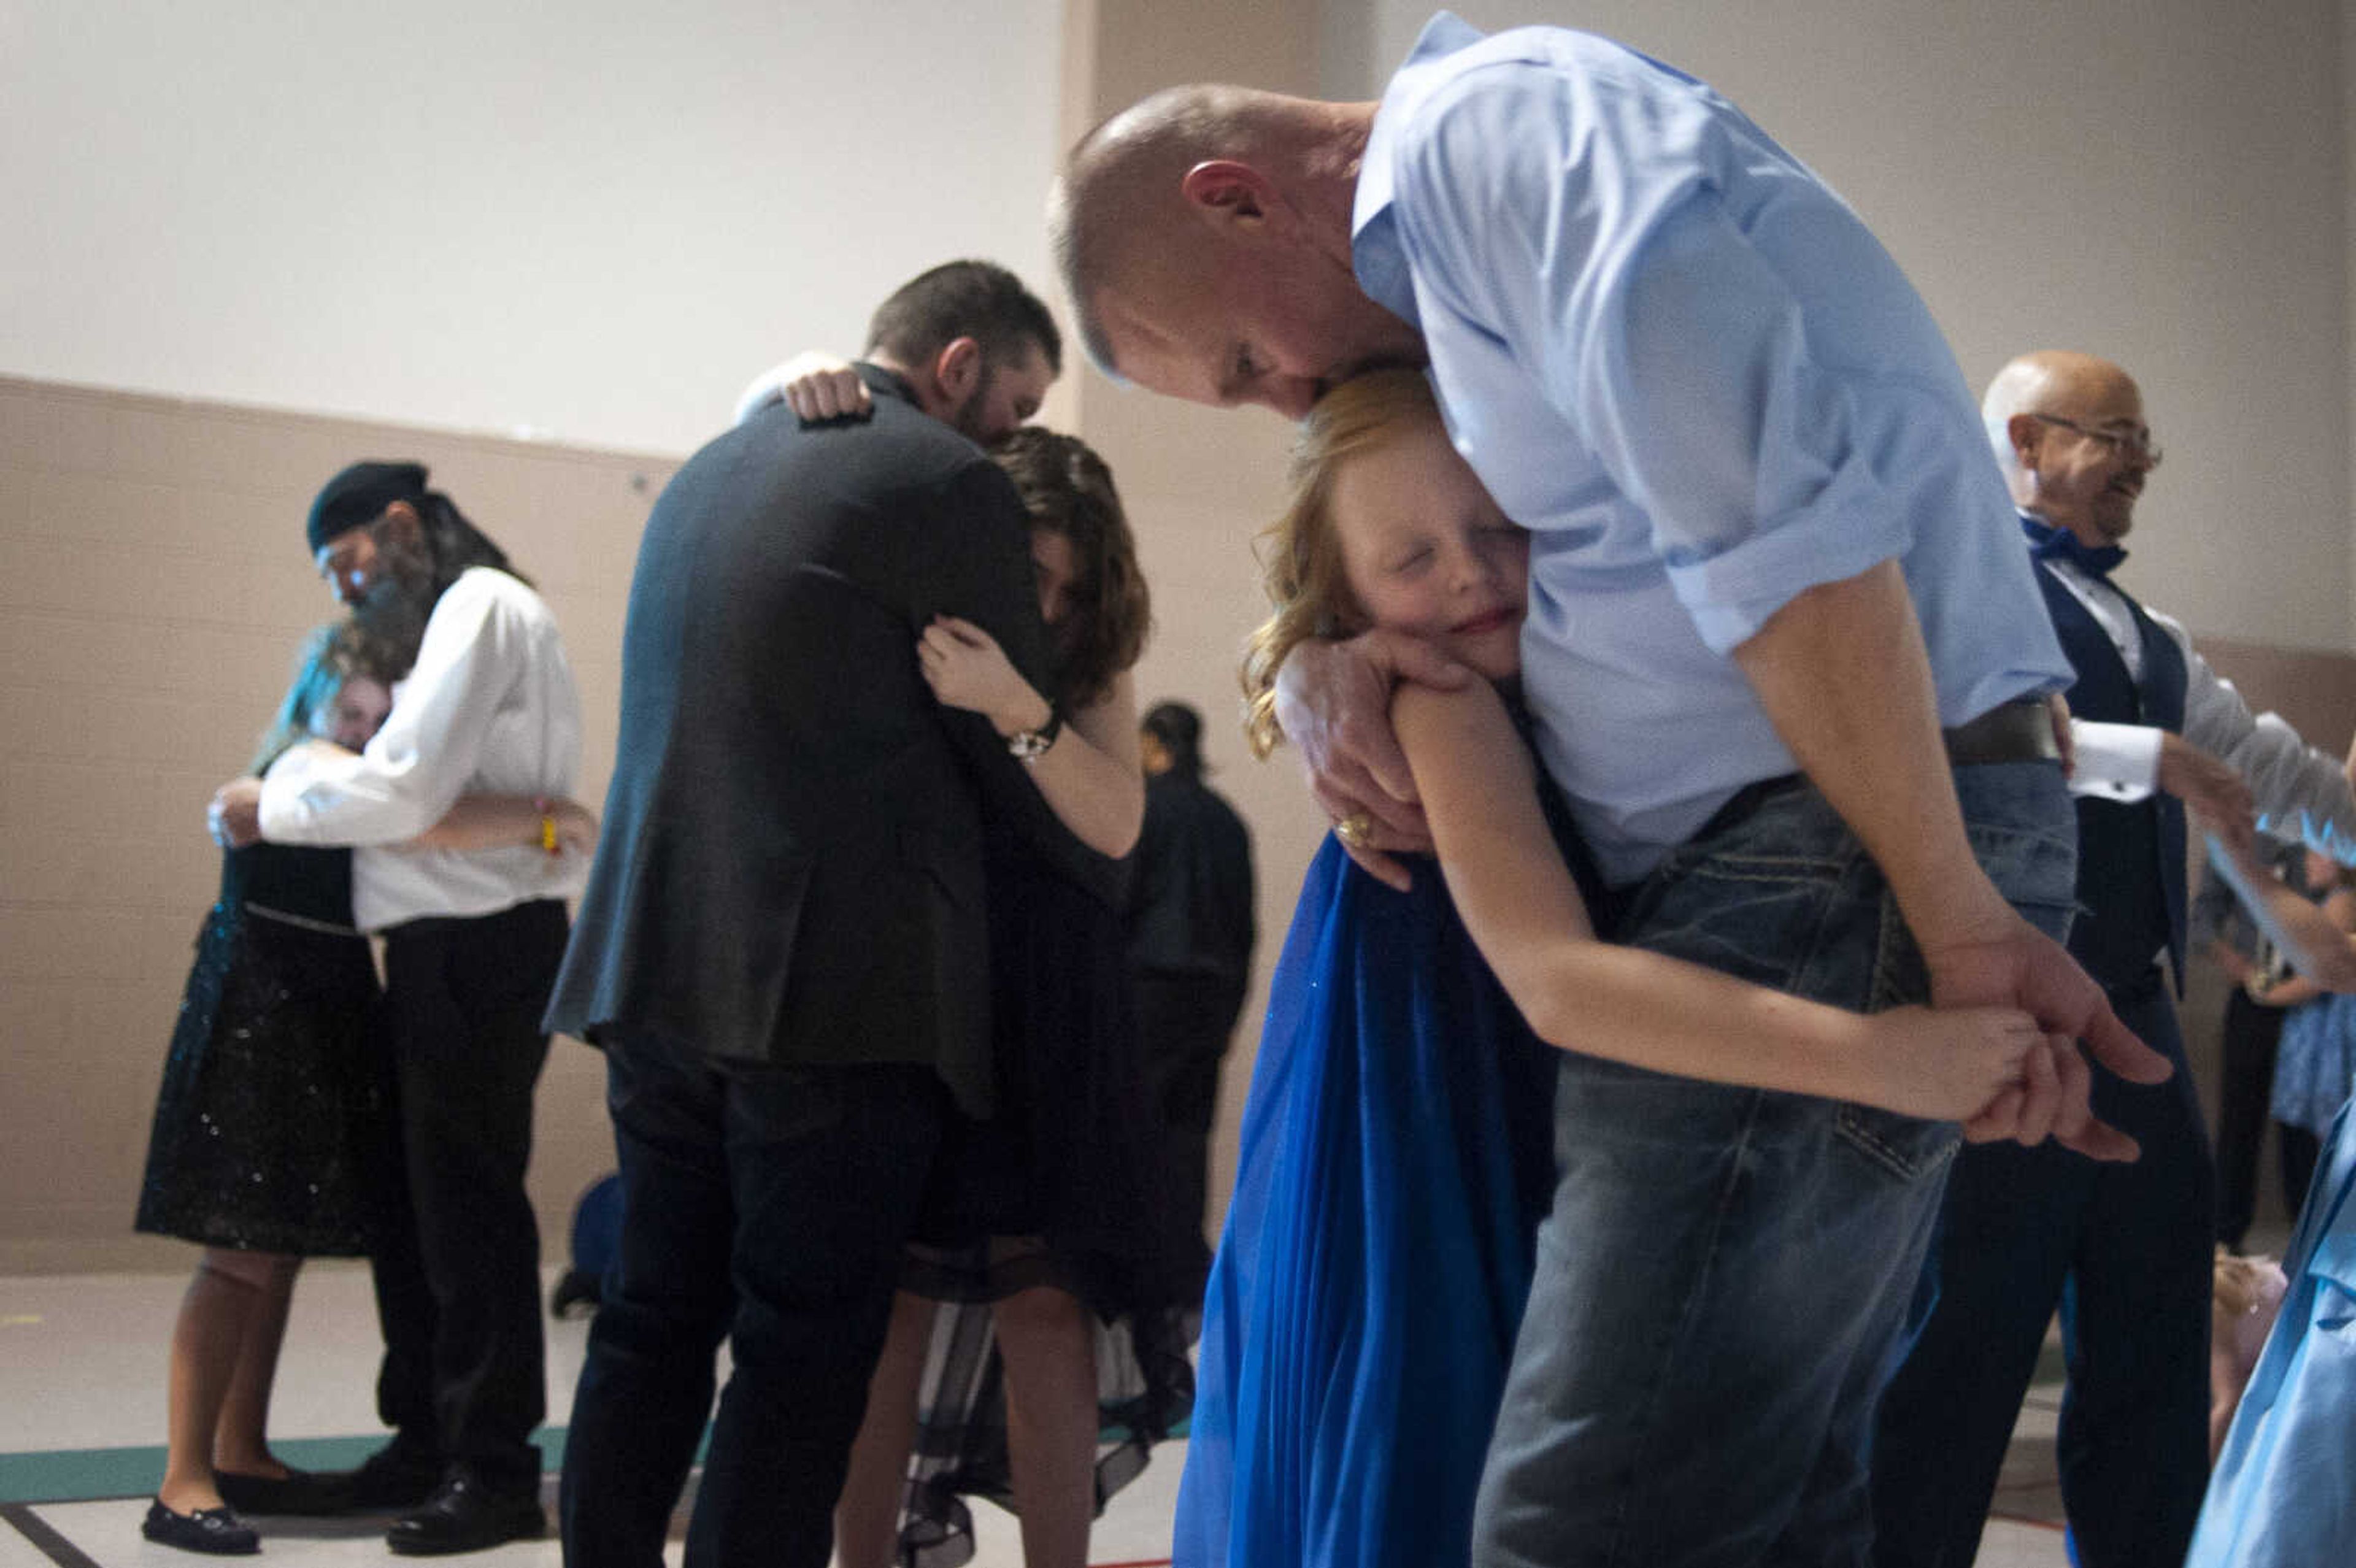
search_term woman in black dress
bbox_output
[139,615,596,1555]
[833,429,1189,1568]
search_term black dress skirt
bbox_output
[891,833,1196,1566]
[134,843,387,1256]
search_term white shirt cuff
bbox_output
[2068,720,2162,802]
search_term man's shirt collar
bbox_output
[1352,11,1488,323]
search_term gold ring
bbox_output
[1334,812,1374,849]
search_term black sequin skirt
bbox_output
[134,902,388,1255]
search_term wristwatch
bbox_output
[1005,709,1063,763]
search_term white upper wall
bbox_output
[7,0,2349,645]
[1344,1,2354,651]
[0,0,1064,456]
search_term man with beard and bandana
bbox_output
[1870,350,2356,1568]
[209,461,583,1555]
[542,261,1072,1568]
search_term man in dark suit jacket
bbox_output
[1127,700,1255,1293]
[546,261,1070,1568]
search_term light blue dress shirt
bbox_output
[1353,13,2074,884]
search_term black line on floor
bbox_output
[2,1502,107,1568]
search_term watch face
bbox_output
[1007,728,1052,759]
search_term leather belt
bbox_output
[1692,699,2063,847]
[1943,698,2062,766]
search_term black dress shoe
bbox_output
[386,1470,545,1556]
[142,1499,261,1556]
[316,1445,443,1511]
[214,1467,355,1516]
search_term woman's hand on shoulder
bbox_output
[738,350,871,425]
[917,615,1050,735]
[778,352,869,422]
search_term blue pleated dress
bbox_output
[1174,837,1558,1568]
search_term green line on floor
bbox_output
[0,1416,1185,1508]
[0,1431,571,1507]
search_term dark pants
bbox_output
[2281,1122,2322,1223]
[559,1042,951,1568]
[1871,965,2214,1568]
[367,898,568,1495]
[2212,986,2304,1248]
[1136,970,1247,1293]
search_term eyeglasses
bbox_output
[2031,413,2163,466]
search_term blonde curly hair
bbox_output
[1239,369,1446,758]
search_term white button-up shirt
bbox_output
[260,566,586,931]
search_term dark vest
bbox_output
[2036,566,2189,988]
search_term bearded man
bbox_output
[210,461,583,1555]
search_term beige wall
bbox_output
[0,1,1066,457]
[1057,0,1336,1242]
[0,375,674,1272]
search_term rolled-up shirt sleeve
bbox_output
[1396,75,1920,654]
[259,574,520,845]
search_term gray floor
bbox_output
[0,1262,2077,1567]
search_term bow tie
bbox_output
[2022,516,2127,580]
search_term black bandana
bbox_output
[307,461,428,553]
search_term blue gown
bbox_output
[1174,838,1557,1568]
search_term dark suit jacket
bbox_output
[1126,771,1254,994]
[545,367,1071,1115]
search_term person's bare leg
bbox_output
[992,1285,1098,1568]
[833,1291,937,1568]
[158,1251,282,1513]
[214,1255,302,1477]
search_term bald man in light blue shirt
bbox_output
[1056,13,2174,1564]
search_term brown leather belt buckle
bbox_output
[1943,699,2062,767]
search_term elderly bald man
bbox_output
[1053,17,2171,1567]
[1870,350,2356,1568]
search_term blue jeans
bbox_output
[1470,762,2077,1568]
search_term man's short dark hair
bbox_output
[865,260,1062,377]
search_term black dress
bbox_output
[134,842,387,1256]
[891,827,1196,1567]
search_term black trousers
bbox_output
[2214,985,2292,1248]
[560,1043,951,1568]
[366,898,569,1494]
[1873,966,2214,1568]
[1135,971,1247,1293]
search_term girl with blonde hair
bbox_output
[1181,369,2048,1568]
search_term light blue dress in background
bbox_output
[2271,992,2356,1142]
[2189,1094,2356,1566]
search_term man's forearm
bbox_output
[1730,560,2018,948]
